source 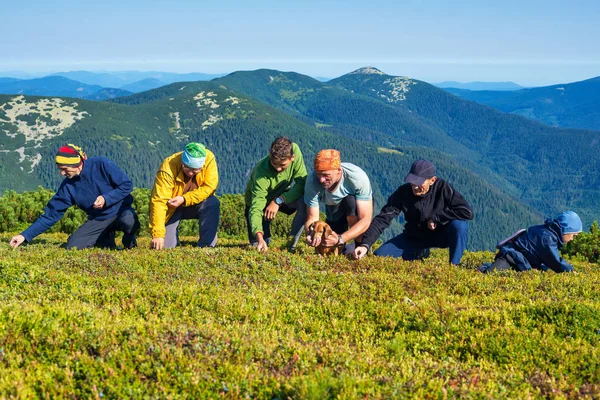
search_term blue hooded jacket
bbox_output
[498,211,582,273]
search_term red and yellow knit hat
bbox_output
[55,144,86,167]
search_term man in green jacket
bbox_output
[244,137,307,252]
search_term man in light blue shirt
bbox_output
[304,149,373,254]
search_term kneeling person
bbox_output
[10,144,139,250]
[245,136,307,252]
[354,160,473,265]
[304,149,373,254]
[150,143,220,250]
[479,211,581,273]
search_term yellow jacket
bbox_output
[149,150,218,238]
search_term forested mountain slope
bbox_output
[444,76,600,130]
[0,83,541,249]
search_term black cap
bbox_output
[404,160,436,186]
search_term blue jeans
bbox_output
[374,220,468,265]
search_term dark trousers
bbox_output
[326,195,358,255]
[65,207,140,250]
[374,220,469,265]
[245,197,306,247]
[164,195,220,248]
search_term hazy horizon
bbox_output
[1,65,598,88]
[2,0,598,86]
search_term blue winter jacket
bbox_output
[21,157,134,242]
[498,220,574,273]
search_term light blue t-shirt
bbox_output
[304,162,372,220]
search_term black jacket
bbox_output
[361,179,474,248]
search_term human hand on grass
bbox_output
[9,234,25,249]
[256,232,268,253]
[151,238,165,250]
[353,245,368,260]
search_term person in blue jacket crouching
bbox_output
[479,211,582,273]
[9,144,140,250]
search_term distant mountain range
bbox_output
[83,88,133,101]
[442,76,600,131]
[120,78,165,93]
[0,70,227,98]
[51,70,226,87]
[434,81,524,91]
[0,76,103,98]
[1,66,599,249]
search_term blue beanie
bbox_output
[554,211,582,234]
[181,143,206,169]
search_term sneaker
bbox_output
[416,248,431,260]
[478,263,493,273]
[123,234,137,249]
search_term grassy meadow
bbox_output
[1,233,599,399]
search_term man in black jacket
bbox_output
[353,160,473,265]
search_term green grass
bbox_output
[1,233,599,398]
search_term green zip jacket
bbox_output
[244,143,307,237]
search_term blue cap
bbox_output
[555,211,582,234]
[181,142,206,169]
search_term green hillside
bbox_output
[214,69,482,162]
[328,68,600,225]
[213,69,526,202]
[84,88,133,100]
[0,85,540,250]
[444,76,600,131]
[0,76,104,98]
[1,235,599,398]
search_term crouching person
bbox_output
[354,159,473,265]
[149,143,220,250]
[10,144,139,250]
[304,149,373,255]
[245,137,307,252]
[479,211,582,273]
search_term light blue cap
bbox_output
[181,142,206,169]
[555,211,583,234]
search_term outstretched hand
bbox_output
[151,238,165,250]
[9,234,25,249]
[256,238,269,253]
[353,245,368,260]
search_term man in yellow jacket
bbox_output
[149,143,220,249]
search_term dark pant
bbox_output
[326,195,358,255]
[164,195,220,248]
[374,220,469,265]
[65,207,140,250]
[245,197,306,248]
[483,252,517,272]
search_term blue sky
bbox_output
[1,0,598,85]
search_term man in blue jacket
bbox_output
[479,211,582,273]
[9,144,140,250]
